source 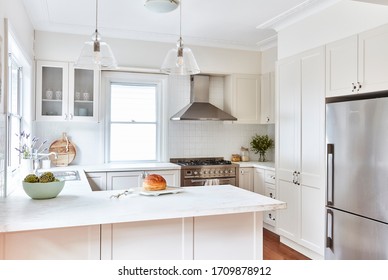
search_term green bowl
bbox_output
[22,181,65,199]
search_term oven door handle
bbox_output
[190,179,208,183]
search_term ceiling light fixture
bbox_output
[160,0,200,75]
[75,0,117,69]
[144,0,179,13]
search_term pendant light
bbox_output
[144,0,179,13]
[160,0,200,75]
[76,0,117,69]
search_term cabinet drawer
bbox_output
[265,185,276,200]
[264,211,276,226]
[264,170,275,184]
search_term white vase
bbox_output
[20,159,33,179]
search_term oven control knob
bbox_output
[194,171,198,175]
[210,170,214,174]
[203,171,207,174]
[219,170,223,174]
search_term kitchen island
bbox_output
[0,172,285,260]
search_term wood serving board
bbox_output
[49,133,76,166]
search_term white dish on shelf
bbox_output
[139,187,183,196]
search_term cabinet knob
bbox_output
[266,117,270,123]
[352,82,356,92]
[357,82,362,92]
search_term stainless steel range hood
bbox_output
[170,75,237,121]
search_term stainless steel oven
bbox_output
[170,157,238,187]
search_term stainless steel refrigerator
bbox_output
[325,93,388,260]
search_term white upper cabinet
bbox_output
[260,72,275,124]
[326,24,388,97]
[36,60,99,122]
[224,74,261,124]
[358,24,388,93]
[326,36,358,97]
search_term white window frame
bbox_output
[101,71,168,163]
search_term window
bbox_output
[103,72,168,162]
[8,54,22,169]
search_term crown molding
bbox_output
[256,0,341,31]
[256,35,278,51]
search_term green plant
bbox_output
[250,134,274,161]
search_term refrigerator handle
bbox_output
[327,144,334,206]
[326,209,334,249]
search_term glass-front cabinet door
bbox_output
[36,61,69,121]
[36,60,99,122]
[68,64,99,122]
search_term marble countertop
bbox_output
[234,161,275,170]
[82,162,181,172]
[0,183,285,233]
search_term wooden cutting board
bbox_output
[49,132,76,166]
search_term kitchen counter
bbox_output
[1,164,285,260]
[82,162,181,172]
[0,183,284,233]
[234,161,275,170]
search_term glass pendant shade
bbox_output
[161,40,200,75]
[144,0,179,13]
[76,36,117,69]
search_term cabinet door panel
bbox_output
[277,57,300,182]
[277,180,299,241]
[3,226,100,260]
[239,167,254,191]
[359,24,388,93]
[300,48,325,190]
[300,185,324,254]
[253,168,265,195]
[326,36,358,97]
[86,172,107,191]
[107,171,143,190]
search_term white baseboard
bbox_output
[280,236,324,260]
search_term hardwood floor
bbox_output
[263,228,310,260]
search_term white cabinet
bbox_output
[86,172,107,191]
[277,46,326,258]
[101,212,262,260]
[326,24,388,97]
[263,170,276,228]
[36,60,99,122]
[260,72,275,124]
[238,167,254,191]
[106,169,180,190]
[1,225,100,260]
[253,167,265,194]
[224,74,261,124]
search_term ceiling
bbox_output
[22,0,341,51]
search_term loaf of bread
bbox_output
[143,174,167,191]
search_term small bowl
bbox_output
[22,181,65,199]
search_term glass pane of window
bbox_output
[111,84,156,122]
[9,115,21,167]
[110,123,156,161]
[9,62,20,114]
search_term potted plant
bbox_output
[250,134,274,162]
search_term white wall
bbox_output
[261,47,277,73]
[278,1,388,59]
[33,31,270,164]
[35,31,261,75]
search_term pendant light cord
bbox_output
[95,0,99,33]
[179,0,182,39]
